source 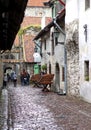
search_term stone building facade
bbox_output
[66,0,91,103]
[65,0,80,97]
[79,0,91,103]
[65,19,80,96]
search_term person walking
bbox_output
[13,72,17,87]
[10,71,14,82]
[20,71,24,86]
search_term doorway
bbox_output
[55,63,60,92]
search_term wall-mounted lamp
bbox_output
[54,31,60,45]
[83,24,87,42]
[54,31,60,38]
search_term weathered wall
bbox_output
[65,19,80,96]
[79,0,91,103]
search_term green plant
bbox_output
[41,64,47,70]
[18,25,41,36]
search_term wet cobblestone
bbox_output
[6,85,91,130]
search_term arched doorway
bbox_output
[4,67,12,73]
[55,63,60,92]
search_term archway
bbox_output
[4,67,12,73]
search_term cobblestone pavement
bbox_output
[6,84,91,130]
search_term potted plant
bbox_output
[41,64,47,74]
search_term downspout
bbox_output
[53,18,67,95]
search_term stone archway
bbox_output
[4,67,12,73]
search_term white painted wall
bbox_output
[65,0,79,23]
[79,0,91,103]
[41,36,51,65]
[41,29,65,91]
[54,44,64,65]
[66,0,91,102]
[54,33,65,66]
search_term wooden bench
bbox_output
[30,74,42,87]
[37,74,54,91]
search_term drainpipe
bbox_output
[53,18,67,95]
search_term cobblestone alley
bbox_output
[2,84,91,130]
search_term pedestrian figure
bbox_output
[10,71,14,82]
[21,69,28,86]
[13,72,17,87]
[23,72,27,85]
[3,73,8,88]
[20,71,24,86]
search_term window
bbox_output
[84,61,89,81]
[85,0,90,10]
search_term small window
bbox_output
[85,0,90,10]
[84,61,89,81]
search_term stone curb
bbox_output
[2,89,8,130]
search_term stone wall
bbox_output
[65,19,80,96]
